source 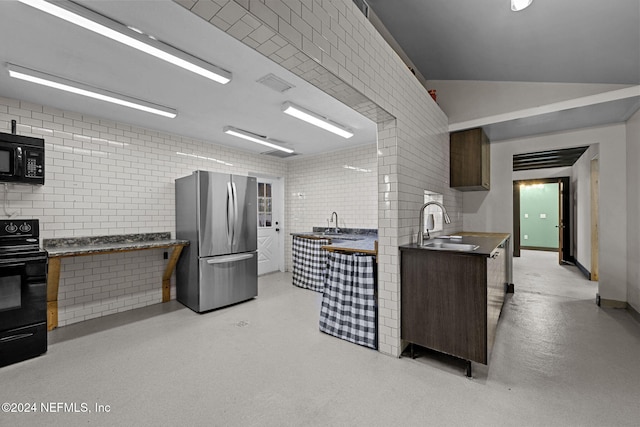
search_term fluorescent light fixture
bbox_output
[7,63,177,118]
[17,0,231,84]
[511,0,533,11]
[281,102,354,139]
[223,127,294,154]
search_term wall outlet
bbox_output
[540,213,547,219]
[524,235,528,240]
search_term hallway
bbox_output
[514,249,598,300]
[492,250,639,424]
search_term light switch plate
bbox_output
[524,235,528,240]
[540,213,547,219]
[524,213,528,218]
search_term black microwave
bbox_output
[0,132,45,185]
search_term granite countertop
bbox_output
[44,232,189,257]
[292,228,378,255]
[399,231,510,257]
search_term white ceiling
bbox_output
[366,0,640,85]
[484,96,640,141]
[367,0,640,141]
[0,0,377,158]
[1,0,638,151]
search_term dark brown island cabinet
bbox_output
[450,127,490,191]
[400,234,510,376]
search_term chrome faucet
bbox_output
[330,211,340,234]
[417,201,451,245]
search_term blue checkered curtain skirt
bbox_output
[319,252,377,349]
[292,236,330,292]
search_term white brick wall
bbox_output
[287,143,377,231]
[1,96,379,327]
[0,97,286,239]
[1,96,287,326]
[56,251,166,327]
[285,142,377,268]
[177,0,463,357]
[4,0,465,350]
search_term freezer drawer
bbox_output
[198,252,257,312]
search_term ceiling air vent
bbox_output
[256,73,295,93]
[262,150,298,159]
[513,146,589,171]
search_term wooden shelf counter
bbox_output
[43,233,189,331]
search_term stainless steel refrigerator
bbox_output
[175,171,258,313]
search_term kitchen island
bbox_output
[399,232,511,376]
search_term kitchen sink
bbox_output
[420,241,479,251]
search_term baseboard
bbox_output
[628,304,640,324]
[598,297,628,309]
[521,246,558,252]
[575,259,591,280]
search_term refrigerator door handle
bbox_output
[206,253,254,264]
[232,182,239,247]
[226,181,234,247]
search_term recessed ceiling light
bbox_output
[7,63,177,118]
[281,102,354,139]
[511,0,533,11]
[17,0,231,84]
[223,126,294,154]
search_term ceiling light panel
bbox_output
[17,0,232,84]
[6,63,177,118]
[223,126,294,154]
[281,102,354,139]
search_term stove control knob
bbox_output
[5,223,18,233]
[19,223,32,233]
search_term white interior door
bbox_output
[257,178,281,275]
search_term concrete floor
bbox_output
[1,250,639,426]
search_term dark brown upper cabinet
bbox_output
[450,128,490,191]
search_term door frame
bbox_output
[590,158,599,281]
[513,177,571,262]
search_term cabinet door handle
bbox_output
[491,252,500,259]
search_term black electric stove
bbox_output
[0,219,48,368]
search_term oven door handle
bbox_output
[0,262,33,268]
[0,257,48,266]
[0,332,34,343]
